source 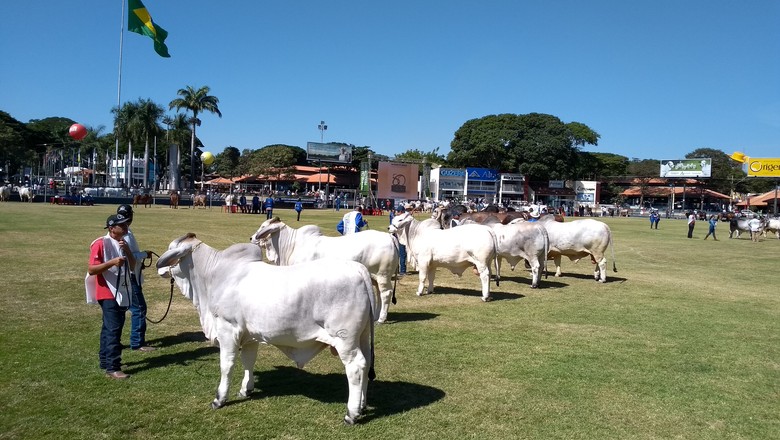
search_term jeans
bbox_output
[266,209,273,219]
[99,298,127,372]
[399,244,407,273]
[129,276,147,349]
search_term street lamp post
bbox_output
[318,120,327,143]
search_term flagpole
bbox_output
[114,0,125,188]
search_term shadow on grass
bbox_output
[551,272,628,283]
[123,332,217,374]
[427,286,521,301]
[123,345,218,373]
[384,311,439,324]
[147,331,208,348]
[235,365,445,422]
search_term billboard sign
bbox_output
[466,167,498,181]
[306,142,353,163]
[377,161,418,200]
[659,158,711,178]
[746,158,780,177]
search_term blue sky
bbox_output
[1,0,778,161]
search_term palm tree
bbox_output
[169,85,222,189]
[112,101,140,187]
[161,113,191,190]
[133,99,165,188]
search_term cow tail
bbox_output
[489,228,500,287]
[368,314,376,381]
[360,267,377,381]
[540,225,550,279]
[609,227,618,273]
[391,235,400,305]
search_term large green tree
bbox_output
[447,113,599,181]
[213,146,241,178]
[575,152,630,180]
[240,145,299,181]
[169,85,222,189]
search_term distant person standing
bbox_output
[251,193,260,214]
[649,210,660,229]
[264,195,274,219]
[390,205,407,275]
[687,211,696,238]
[703,215,718,240]
[294,198,303,221]
[749,216,762,242]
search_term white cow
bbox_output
[536,216,617,283]
[250,217,400,323]
[389,212,499,301]
[17,186,33,202]
[493,220,549,288]
[156,233,376,424]
[0,185,10,202]
[763,218,780,239]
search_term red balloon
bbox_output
[68,123,87,141]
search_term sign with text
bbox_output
[466,167,497,182]
[306,142,353,163]
[660,158,711,178]
[378,162,418,200]
[746,158,780,177]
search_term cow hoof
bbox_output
[343,415,357,425]
[481,296,493,302]
[238,389,252,398]
[598,279,606,283]
[211,400,224,410]
[530,284,538,289]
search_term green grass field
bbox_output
[0,203,778,439]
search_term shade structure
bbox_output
[306,173,337,184]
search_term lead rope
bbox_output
[141,251,174,324]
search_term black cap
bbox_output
[117,204,133,216]
[105,214,130,229]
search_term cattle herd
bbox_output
[148,203,630,424]
[6,190,775,423]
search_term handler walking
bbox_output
[703,215,718,240]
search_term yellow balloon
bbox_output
[201,151,215,165]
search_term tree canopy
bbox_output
[447,112,600,181]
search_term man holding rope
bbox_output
[117,204,156,352]
[87,214,134,379]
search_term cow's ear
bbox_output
[156,244,191,269]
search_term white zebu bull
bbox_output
[763,218,780,239]
[389,212,500,301]
[0,185,10,202]
[493,220,549,288]
[536,216,617,283]
[730,217,766,239]
[17,186,33,202]
[156,233,377,424]
[250,217,400,323]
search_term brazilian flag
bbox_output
[127,0,170,58]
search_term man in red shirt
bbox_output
[88,214,135,379]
